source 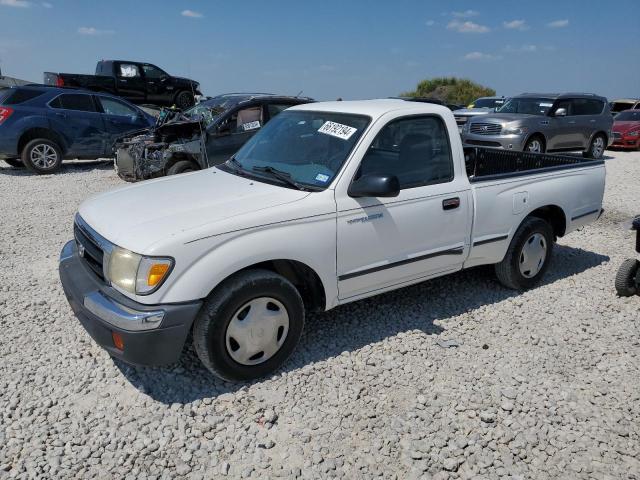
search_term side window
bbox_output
[267,104,293,119]
[233,106,263,133]
[118,63,140,78]
[98,97,138,118]
[572,99,589,115]
[585,100,604,115]
[552,99,572,116]
[142,64,165,79]
[51,94,96,112]
[356,116,454,190]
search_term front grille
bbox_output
[74,222,105,280]
[470,122,502,135]
[464,139,503,147]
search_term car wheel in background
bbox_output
[584,134,606,159]
[175,91,195,110]
[615,259,639,297]
[193,269,305,382]
[495,217,554,290]
[166,160,199,176]
[524,136,545,154]
[21,139,63,174]
[3,159,25,168]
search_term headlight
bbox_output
[503,126,528,135]
[106,246,173,295]
[627,130,639,137]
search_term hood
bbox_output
[78,169,309,253]
[453,108,492,116]
[613,121,640,133]
[155,119,203,137]
[469,113,535,124]
[173,76,198,86]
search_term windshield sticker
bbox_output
[315,173,329,183]
[242,121,261,131]
[318,121,357,140]
[539,103,553,107]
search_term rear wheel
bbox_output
[166,160,198,176]
[3,159,24,168]
[175,91,195,110]
[193,269,305,381]
[524,136,545,154]
[495,217,554,290]
[615,259,639,297]
[21,138,63,174]
[583,134,606,159]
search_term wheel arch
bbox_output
[523,132,547,151]
[18,127,67,156]
[526,204,567,238]
[588,130,609,146]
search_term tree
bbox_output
[401,77,496,106]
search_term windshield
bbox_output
[183,96,246,127]
[497,97,554,116]
[471,98,503,109]
[611,102,635,113]
[219,110,370,190]
[615,111,640,121]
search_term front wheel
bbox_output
[175,91,195,110]
[615,259,639,297]
[166,160,198,176]
[524,136,545,154]
[193,269,305,382]
[21,138,63,174]
[583,134,606,159]
[495,217,554,290]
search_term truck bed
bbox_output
[43,72,115,92]
[464,147,604,182]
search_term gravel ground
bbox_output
[0,151,638,480]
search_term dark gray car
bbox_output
[461,93,613,158]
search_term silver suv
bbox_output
[461,93,613,158]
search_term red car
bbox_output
[611,110,640,150]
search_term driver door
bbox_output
[335,115,472,300]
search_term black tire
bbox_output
[495,217,555,290]
[175,91,195,110]
[524,135,545,154]
[615,259,639,297]
[166,160,198,176]
[21,138,63,174]
[3,158,24,168]
[583,134,606,159]
[193,269,305,382]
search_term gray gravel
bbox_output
[1,152,639,479]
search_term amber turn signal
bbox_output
[112,332,124,351]
[147,263,170,287]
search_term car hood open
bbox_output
[78,168,310,253]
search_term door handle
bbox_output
[590,119,596,123]
[55,112,66,118]
[568,120,576,124]
[442,197,460,210]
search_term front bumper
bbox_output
[461,132,527,150]
[59,240,202,366]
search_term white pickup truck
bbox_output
[59,100,605,381]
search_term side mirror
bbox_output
[554,107,567,117]
[348,173,400,198]
[160,75,168,82]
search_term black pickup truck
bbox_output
[44,60,202,109]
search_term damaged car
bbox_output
[115,93,314,181]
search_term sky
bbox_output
[0,0,638,101]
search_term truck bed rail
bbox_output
[464,147,604,182]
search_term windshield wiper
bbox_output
[224,156,247,176]
[252,166,316,191]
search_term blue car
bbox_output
[0,85,154,174]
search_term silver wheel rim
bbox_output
[30,144,58,169]
[519,233,547,278]
[225,297,289,366]
[526,140,542,153]
[592,137,604,158]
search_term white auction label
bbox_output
[243,121,261,131]
[318,121,357,140]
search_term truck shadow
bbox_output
[114,244,609,404]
